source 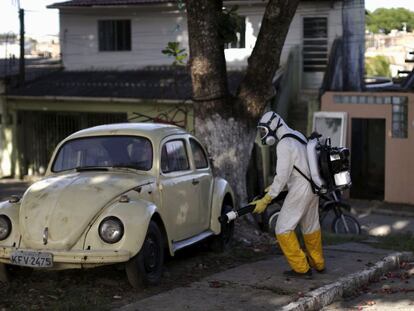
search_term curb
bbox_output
[281,251,414,311]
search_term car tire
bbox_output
[210,204,234,253]
[125,220,164,289]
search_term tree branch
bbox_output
[238,0,300,119]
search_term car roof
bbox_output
[65,123,188,142]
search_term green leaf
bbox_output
[162,41,188,66]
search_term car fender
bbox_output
[210,177,235,234]
[0,200,21,247]
[84,198,160,259]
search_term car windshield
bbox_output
[52,136,153,172]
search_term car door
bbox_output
[189,138,213,231]
[159,136,201,242]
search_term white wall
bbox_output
[60,2,344,89]
[60,6,188,70]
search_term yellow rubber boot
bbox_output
[276,231,310,273]
[303,229,325,271]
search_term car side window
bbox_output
[190,138,208,169]
[161,140,190,173]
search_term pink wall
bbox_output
[321,92,414,205]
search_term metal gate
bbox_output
[17,111,127,176]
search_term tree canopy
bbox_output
[367,8,414,33]
[365,55,391,77]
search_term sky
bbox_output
[0,0,414,39]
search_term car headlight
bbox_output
[0,215,12,241]
[98,217,124,244]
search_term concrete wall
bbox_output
[321,91,414,205]
[59,1,343,88]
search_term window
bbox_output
[98,20,131,51]
[161,140,189,173]
[303,17,328,72]
[225,17,246,49]
[190,139,208,169]
[52,136,153,172]
[392,96,408,138]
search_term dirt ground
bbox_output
[0,219,280,311]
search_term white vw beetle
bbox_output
[0,123,235,287]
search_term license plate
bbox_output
[10,250,53,268]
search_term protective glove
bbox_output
[264,185,271,193]
[250,193,273,214]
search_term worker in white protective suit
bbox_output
[251,111,325,278]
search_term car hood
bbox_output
[19,171,154,250]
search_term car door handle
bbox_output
[192,179,199,185]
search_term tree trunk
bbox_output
[194,101,257,205]
[186,0,300,205]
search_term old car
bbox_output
[0,123,235,288]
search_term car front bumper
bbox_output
[0,246,131,269]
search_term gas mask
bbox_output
[257,111,284,146]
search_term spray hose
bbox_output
[218,191,288,224]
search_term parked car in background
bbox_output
[0,123,235,288]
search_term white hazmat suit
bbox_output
[254,111,325,274]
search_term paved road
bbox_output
[0,180,31,201]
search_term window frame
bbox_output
[302,16,328,73]
[160,138,191,174]
[98,19,132,52]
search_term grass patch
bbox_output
[322,232,367,246]
[371,232,414,252]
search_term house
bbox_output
[1,0,364,182]
[320,25,414,205]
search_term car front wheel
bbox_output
[126,220,164,289]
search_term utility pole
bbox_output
[342,0,365,91]
[19,7,25,84]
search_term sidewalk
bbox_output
[350,199,414,218]
[118,243,411,311]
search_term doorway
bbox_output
[350,118,385,200]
